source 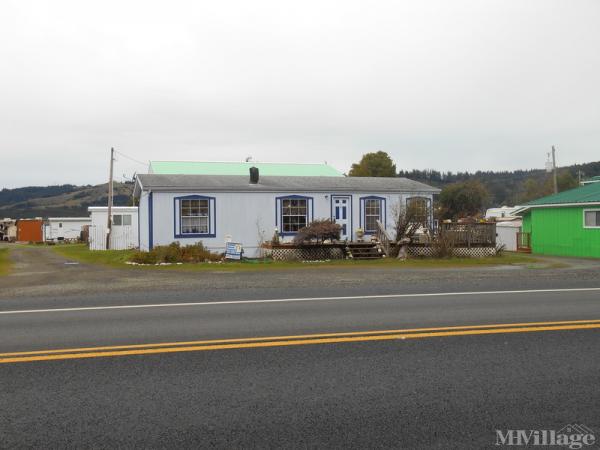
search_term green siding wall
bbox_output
[529,206,600,258]
[522,213,532,233]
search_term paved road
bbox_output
[1,245,600,448]
[1,287,600,448]
[2,329,599,449]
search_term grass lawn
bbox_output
[0,248,11,276]
[51,243,540,271]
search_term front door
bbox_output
[332,196,350,240]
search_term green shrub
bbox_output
[129,242,221,264]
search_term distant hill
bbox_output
[2,159,600,218]
[0,182,134,219]
[398,160,600,206]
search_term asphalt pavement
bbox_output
[2,329,599,448]
[1,245,600,448]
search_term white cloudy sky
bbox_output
[1,0,599,188]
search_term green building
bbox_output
[515,180,600,258]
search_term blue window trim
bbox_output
[276,195,314,236]
[148,191,154,250]
[174,195,217,238]
[359,196,386,235]
[330,195,353,239]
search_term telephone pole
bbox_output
[106,147,115,250]
[552,146,558,194]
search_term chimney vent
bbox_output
[249,166,259,184]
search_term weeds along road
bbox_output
[1,244,600,447]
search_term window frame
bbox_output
[112,214,132,227]
[360,196,386,235]
[583,209,600,229]
[276,195,313,236]
[180,199,209,235]
[406,196,431,226]
[174,195,216,238]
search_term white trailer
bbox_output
[44,217,91,242]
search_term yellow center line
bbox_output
[2,318,600,358]
[1,320,600,364]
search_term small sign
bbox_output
[225,242,243,260]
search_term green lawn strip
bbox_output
[51,244,136,268]
[0,248,11,275]
[50,244,540,271]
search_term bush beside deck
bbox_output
[50,244,539,271]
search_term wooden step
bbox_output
[346,243,384,260]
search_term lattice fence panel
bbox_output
[269,247,346,261]
[407,246,497,258]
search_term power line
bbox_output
[114,150,149,168]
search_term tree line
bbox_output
[349,151,596,219]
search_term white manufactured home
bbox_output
[44,217,91,242]
[133,170,440,256]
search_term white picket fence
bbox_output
[88,225,137,251]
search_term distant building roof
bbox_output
[135,174,440,196]
[581,175,600,185]
[47,217,91,222]
[149,161,344,177]
[515,182,600,214]
[88,206,138,212]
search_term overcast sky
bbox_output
[1,0,599,188]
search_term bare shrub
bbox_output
[429,230,456,258]
[293,219,342,244]
[392,200,432,258]
[129,242,221,264]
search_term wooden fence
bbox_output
[438,222,496,247]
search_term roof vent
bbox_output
[249,167,259,184]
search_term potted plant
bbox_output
[356,227,364,241]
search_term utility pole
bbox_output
[106,147,115,250]
[552,146,558,194]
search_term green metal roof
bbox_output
[581,175,600,184]
[149,161,343,177]
[524,181,600,206]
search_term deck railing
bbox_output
[439,222,496,247]
[375,220,394,255]
[516,231,531,252]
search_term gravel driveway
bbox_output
[2,244,600,304]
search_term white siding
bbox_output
[142,191,435,257]
[138,192,150,251]
[88,207,139,250]
[88,225,137,250]
[496,221,522,252]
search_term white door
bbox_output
[332,196,350,240]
